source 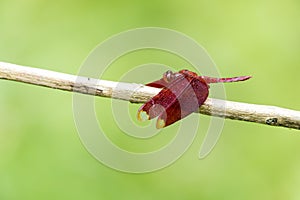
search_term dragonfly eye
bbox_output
[163,70,174,82]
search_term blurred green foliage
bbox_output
[1,0,300,199]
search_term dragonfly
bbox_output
[137,69,251,128]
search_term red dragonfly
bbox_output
[137,70,251,129]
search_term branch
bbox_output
[0,62,299,130]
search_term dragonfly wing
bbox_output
[146,78,168,88]
[138,74,209,128]
[138,75,185,122]
[156,76,209,128]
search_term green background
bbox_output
[1,0,300,199]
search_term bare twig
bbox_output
[0,62,299,130]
